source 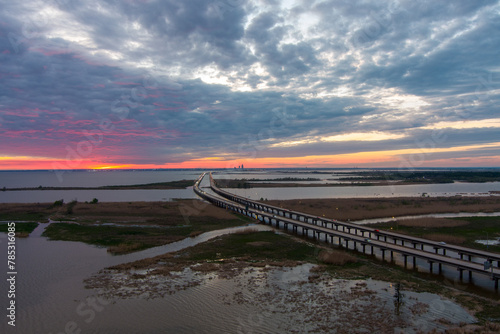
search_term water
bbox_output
[0,170,203,203]
[352,211,500,225]
[0,170,206,188]
[227,181,500,199]
[1,170,500,203]
[0,188,197,203]
[0,169,496,331]
[0,223,275,334]
[0,222,476,333]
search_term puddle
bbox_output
[476,238,500,246]
[352,212,500,225]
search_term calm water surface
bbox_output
[0,223,276,334]
[227,181,500,199]
[2,170,500,203]
[0,222,477,334]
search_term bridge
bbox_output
[193,172,500,289]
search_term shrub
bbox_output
[52,199,64,207]
[66,200,77,214]
[317,249,357,266]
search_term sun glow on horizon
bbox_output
[1,140,500,170]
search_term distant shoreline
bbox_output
[0,179,194,191]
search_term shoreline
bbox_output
[2,197,500,330]
[0,179,194,191]
[264,196,500,221]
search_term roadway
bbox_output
[193,172,500,288]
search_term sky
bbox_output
[0,0,499,170]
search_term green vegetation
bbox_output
[66,200,78,214]
[0,222,38,234]
[42,213,254,254]
[216,171,500,188]
[216,178,324,188]
[338,170,500,184]
[184,231,318,263]
[3,179,195,191]
[51,199,64,207]
[100,179,194,189]
[371,216,500,253]
[108,228,500,324]
[0,203,59,221]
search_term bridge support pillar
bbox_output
[390,251,394,262]
[362,244,366,254]
[495,278,499,290]
[458,268,464,280]
[403,255,408,268]
[438,263,442,274]
[381,249,386,261]
[443,249,446,256]
[429,261,434,273]
[413,257,417,270]
[469,271,473,281]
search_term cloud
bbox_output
[1,0,500,168]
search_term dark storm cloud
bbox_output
[1,0,500,166]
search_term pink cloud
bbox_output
[113,81,140,86]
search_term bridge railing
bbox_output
[208,172,500,267]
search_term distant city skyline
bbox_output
[1,0,499,170]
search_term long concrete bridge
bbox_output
[193,172,500,289]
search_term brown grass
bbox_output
[233,227,259,234]
[189,231,204,238]
[397,218,469,228]
[60,200,237,225]
[317,249,358,266]
[423,234,467,245]
[0,199,238,225]
[246,241,272,247]
[107,242,143,254]
[266,197,500,221]
[191,262,220,272]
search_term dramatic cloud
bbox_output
[0,0,499,169]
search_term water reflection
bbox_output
[0,222,483,333]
